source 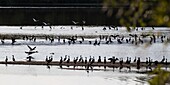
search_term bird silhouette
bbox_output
[72,21,79,24]
[32,18,39,22]
[25,51,38,55]
[133,57,136,62]
[104,57,106,64]
[50,53,54,55]
[85,57,87,64]
[5,56,8,62]
[26,56,34,62]
[11,38,16,45]
[63,55,67,61]
[12,55,15,62]
[59,57,63,64]
[119,58,123,72]
[137,57,141,71]
[97,56,101,63]
[67,56,70,63]
[161,56,165,63]
[27,45,36,51]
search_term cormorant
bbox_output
[12,55,15,62]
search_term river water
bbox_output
[0,26,169,85]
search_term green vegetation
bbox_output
[148,66,170,85]
[103,1,170,84]
[103,0,170,30]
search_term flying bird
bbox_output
[82,21,86,24]
[50,53,54,55]
[32,18,39,22]
[42,22,48,25]
[72,21,79,24]
[25,51,38,55]
[27,45,36,51]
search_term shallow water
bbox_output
[0,26,169,85]
[0,65,148,85]
[0,43,170,62]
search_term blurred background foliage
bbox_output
[103,0,170,30]
[103,0,170,84]
[148,66,170,85]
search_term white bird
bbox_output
[33,18,39,22]
[72,21,79,24]
[42,22,48,25]
[82,21,86,24]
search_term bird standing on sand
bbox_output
[133,57,136,62]
[63,55,67,62]
[59,57,63,64]
[146,58,148,65]
[66,56,70,63]
[165,59,168,66]
[161,56,165,63]
[137,57,140,71]
[91,57,95,64]
[85,57,87,64]
[97,56,101,63]
[119,58,123,72]
[5,56,8,62]
[12,55,15,62]
[45,56,48,62]
[11,38,16,45]
[104,57,106,64]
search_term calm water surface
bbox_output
[0,26,169,85]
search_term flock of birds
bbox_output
[57,55,168,71]
[1,27,170,46]
[1,18,170,72]
[4,49,168,72]
[4,45,38,62]
[0,18,169,46]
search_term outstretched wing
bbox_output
[33,18,39,22]
[27,45,36,51]
[108,58,113,60]
[27,45,33,50]
[27,56,35,59]
[72,21,79,24]
[32,46,36,50]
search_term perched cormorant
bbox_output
[85,57,87,64]
[63,55,67,61]
[161,56,165,63]
[12,55,15,62]
[59,57,63,64]
[97,56,101,63]
[5,56,8,62]
[133,57,136,62]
